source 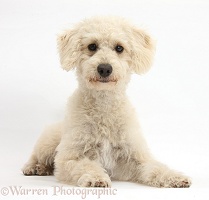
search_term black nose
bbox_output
[97,64,112,78]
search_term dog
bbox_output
[22,16,191,188]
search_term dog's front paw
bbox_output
[22,164,37,176]
[77,173,111,187]
[161,172,192,188]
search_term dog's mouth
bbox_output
[89,77,117,83]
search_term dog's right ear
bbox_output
[57,29,81,71]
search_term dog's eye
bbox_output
[88,43,97,51]
[115,45,124,53]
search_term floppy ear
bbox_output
[130,28,155,74]
[57,29,81,71]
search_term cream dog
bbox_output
[22,16,191,188]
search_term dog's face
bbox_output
[57,17,155,91]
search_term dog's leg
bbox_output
[113,159,191,188]
[136,160,191,188]
[22,122,62,176]
[55,156,111,187]
[112,118,192,188]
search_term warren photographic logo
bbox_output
[1,186,117,198]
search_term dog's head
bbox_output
[57,16,155,91]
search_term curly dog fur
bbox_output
[22,16,191,188]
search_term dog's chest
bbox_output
[70,93,131,170]
[98,139,116,171]
[88,105,126,137]
[82,109,128,171]
[96,137,131,173]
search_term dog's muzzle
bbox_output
[97,64,112,78]
[89,64,117,84]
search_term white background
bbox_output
[0,0,209,199]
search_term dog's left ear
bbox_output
[130,28,155,74]
[57,28,81,71]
